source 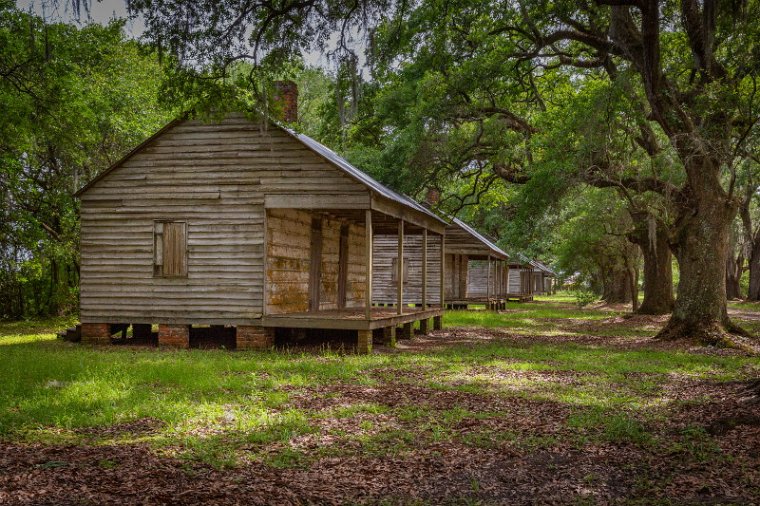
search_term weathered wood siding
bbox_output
[372,234,442,304]
[80,114,368,324]
[445,253,470,299]
[467,261,507,297]
[266,208,311,314]
[507,267,533,295]
[265,209,367,315]
[533,272,547,294]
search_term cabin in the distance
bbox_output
[442,218,513,310]
[506,255,535,302]
[531,260,557,295]
[74,84,446,353]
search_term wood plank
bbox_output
[309,217,323,312]
[338,224,349,309]
[365,210,373,319]
[397,220,404,315]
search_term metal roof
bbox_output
[449,217,510,260]
[286,128,447,226]
[530,260,557,276]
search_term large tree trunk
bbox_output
[726,251,743,300]
[725,225,743,300]
[741,195,760,300]
[602,266,632,304]
[657,186,741,344]
[628,212,675,315]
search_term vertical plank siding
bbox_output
[372,234,442,304]
[80,115,368,324]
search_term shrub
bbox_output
[573,290,597,308]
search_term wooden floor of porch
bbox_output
[261,306,443,331]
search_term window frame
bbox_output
[153,220,188,278]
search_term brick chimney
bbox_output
[273,80,298,123]
[425,188,441,206]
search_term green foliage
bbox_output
[0,6,173,318]
[572,290,598,309]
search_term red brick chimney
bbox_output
[273,80,298,123]
[425,188,441,206]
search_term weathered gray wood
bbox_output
[265,194,369,209]
[371,195,445,235]
[397,220,404,315]
[372,234,442,305]
[338,224,349,309]
[422,229,428,309]
[309,217,323,311]
[440,233,445,309]
[365,210,373,320]
[79,114,434,326]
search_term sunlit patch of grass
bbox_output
[568,408,651,445]
[728,300,760,312]
[0,309,756,469]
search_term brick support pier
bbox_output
[80,323,111,345]
[419,318,431,335]
[357,329,372,354]
[158,324,190,348]
[433,315,443,331]
[236,326,275,350]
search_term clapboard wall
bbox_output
[445,254,470,299]
[507,267,532,295]
[467,261,508,297]
[79,114,369,325]
[372,234,442,304]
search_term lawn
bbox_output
[1,300,759,504]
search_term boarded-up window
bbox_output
[391,257,410,285]
[154,221,187,277]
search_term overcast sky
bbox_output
[16,0,358,71]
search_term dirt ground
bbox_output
[1,310,759,505]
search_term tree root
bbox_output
[655,318,760,354]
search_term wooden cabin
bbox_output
[506,257,535,302]
[442,218,511,310]
[531,261,557,295]
[75,113,446,353]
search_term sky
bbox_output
[15,0,360,71]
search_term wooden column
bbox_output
[397,219,404,315]
[486,254,492,306]
[422,229,428,310]
[365,210,373,320]
[440,233,445,309]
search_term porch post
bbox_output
[365,210,373,320]
[422,229,428,310]
[440,233,445,309]
[397,219,404,315]
[486,254,492,305]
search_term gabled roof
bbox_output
[75,114,446,227]
[288,129,445,225]
[530,260,557,276]
[449,217,509,260]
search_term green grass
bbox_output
[0,302,757,469]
